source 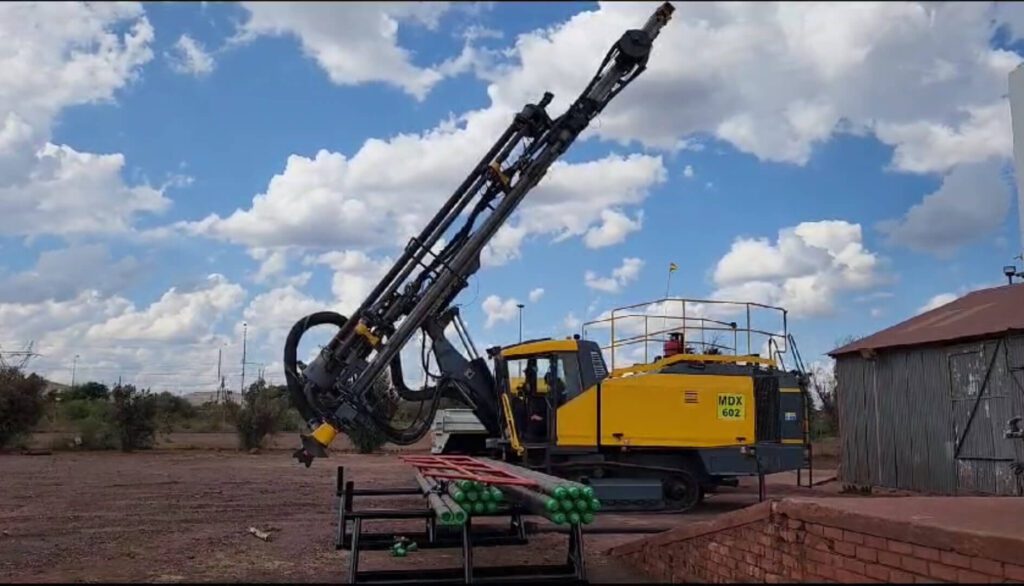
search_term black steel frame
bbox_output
[334,466,587,584]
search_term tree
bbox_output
[232,379,289,451]
[111,384,157,452]
[809,362,838,438]
[0,366,46,449]
[152,391,196,434]
[63,381,109,402]
[807,335,856,439]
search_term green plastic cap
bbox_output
[466,490,480,502]
[582,485,595,499]
[575,499,589,512]
[552,486,568,500]
[473,502,485,514]
[568,512,581,525]
[485,501,498,513]
[567,486,581,499]
[552,512,567,525]
[544,498,560,513]
[581,512,595,525]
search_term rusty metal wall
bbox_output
[836,334,1024,495]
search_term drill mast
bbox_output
[285,3,675,466]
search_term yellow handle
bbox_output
[501,393,525,456]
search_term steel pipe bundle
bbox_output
[444,479,507,517]
[480,460,603,525]
[415,473,468,525]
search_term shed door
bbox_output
[948,345,1017,495]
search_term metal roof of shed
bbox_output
[829,284,1024,356]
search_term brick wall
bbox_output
[610,500,1023,584]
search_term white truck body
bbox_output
[430,409,488,454]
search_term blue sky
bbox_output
[2,2,1023,392]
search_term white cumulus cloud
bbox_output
[166,34,215,77]
[482,294,521,328]
[711,220,882,318]
[877,159,1013,257]
[584,257,645,294]
[237,2,454,100]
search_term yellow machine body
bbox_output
[557,372,756,449]
[499,340,784,451]
[484,297,809,511]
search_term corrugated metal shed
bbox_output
[835,336,1024,495]
[830,285,1024,356]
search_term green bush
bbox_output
[279,408,303,433]
[232,380,288,451]
[61,381,110,402]
[0,366,46,449]
[75,413,119,450]
[60,398,110,421]
[150,391,196,435]
[348,424,388,454]
[111,384,157,452]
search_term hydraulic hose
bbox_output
[284,311,348,425]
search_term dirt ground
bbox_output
[0,437,840,583]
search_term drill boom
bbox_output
[286,3,675,466]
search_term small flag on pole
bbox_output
[669,262,678,272]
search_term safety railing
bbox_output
[580,297,790,370]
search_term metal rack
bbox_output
[581,296,791,370]
[334,466,587,584]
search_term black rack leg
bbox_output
[808,443,814,490]
[461,518,473,584]
[511,511,525,540]
[568,523,587,582]
[336,467,347,549]
[348,518,362,584]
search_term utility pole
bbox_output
[71,354,80,388]
[240,322,248,395]
[517,303,525,343]
[216,346,223,403]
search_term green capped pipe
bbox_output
[581,512,594,525]
[574,499,590,512]
[485,501,498,513]
[568,512,581,525]
[589,498,602,512]
[484,459,592,503]
[502,483,561,516]
[415,474,458,525]
[441,496,468,524]
[472,501,485,514]
[551,511,567,525]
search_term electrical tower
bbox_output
[0,342,40,370]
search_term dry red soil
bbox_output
[0,437,838,583]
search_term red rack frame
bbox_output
[400,455,538,487]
